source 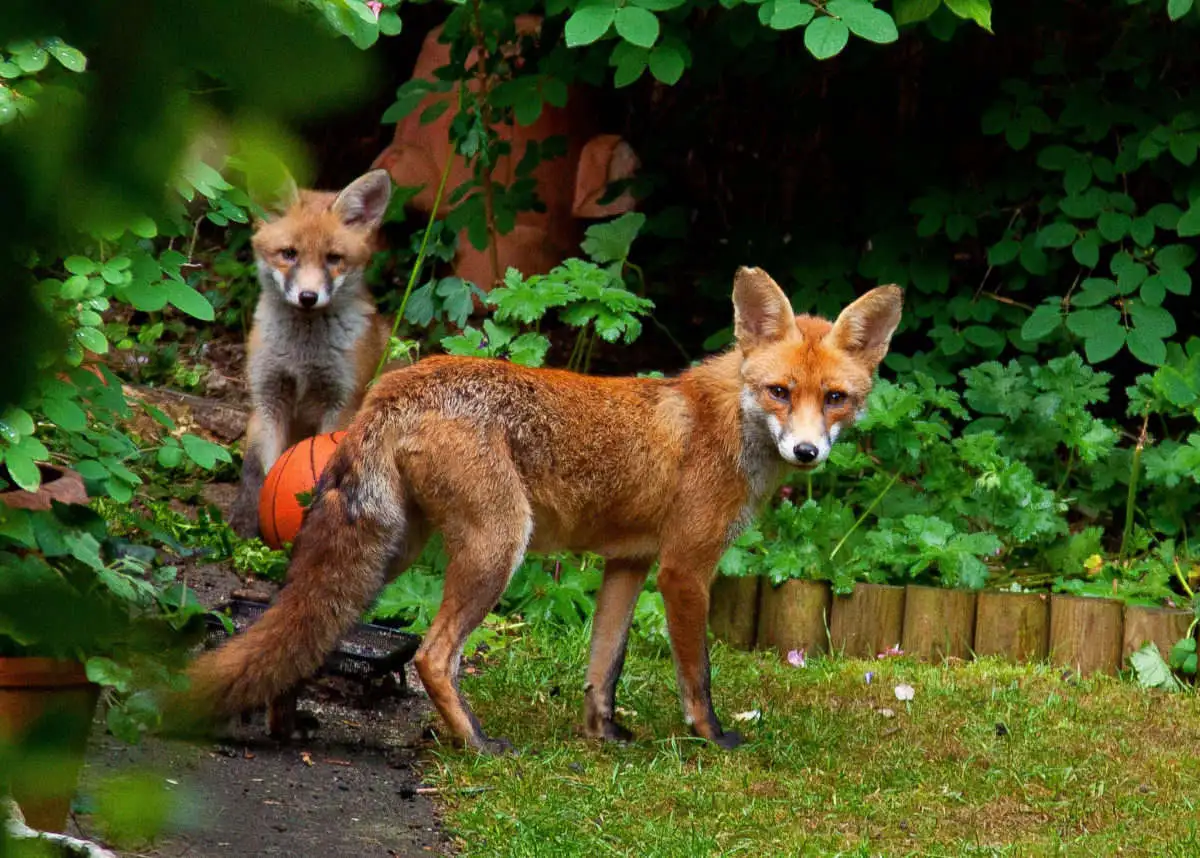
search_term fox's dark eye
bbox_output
[279,247,298,262]
[325,253,344,267]
[766,384,790,402]
[825,390,847,406]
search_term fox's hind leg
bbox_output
[406,423,532,754]
[583,558,651,742]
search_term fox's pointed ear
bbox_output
[733,266,799,352]
[826,285,904,372]
[253,172,300,223]
[332,169,393,230]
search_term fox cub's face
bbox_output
[732,267,903,469]
[251,170,392,311]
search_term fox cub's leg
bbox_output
[230,401,292,538]
[583,559,652,742]
[657,542,744,750]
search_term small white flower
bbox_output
[894,683,915,702]
[732,709,762,723]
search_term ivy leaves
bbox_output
[567,0,918,76]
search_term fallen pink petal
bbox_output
[786,648,807,668]
[876,644,904,659]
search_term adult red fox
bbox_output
[181,268,903,752]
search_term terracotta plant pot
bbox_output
[0,658,101,832]
[973,591,1050,663]
[901,585,977,662]
[708,575,762,650]
[1049,594,1123,675]
[0,464,88,512]
[756,579,831,657]
[829,583,906,658]
[1121,605,1193,669]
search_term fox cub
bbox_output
[185,267,903,752]
[228,169,395,538]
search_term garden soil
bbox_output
[68,505,451,856]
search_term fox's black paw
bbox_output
[586,719,634,743]
[475,736,518,757]
[712,729,745,750]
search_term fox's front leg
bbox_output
[583,558,651,742]
[657,542,743,749]
[229,407,290,538]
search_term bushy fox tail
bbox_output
[167,416,406,730]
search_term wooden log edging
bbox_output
[902,585,976,662]
[708,574,762,650]
[829,583,906,658]
[757,579,832,656]
[711,575,1198,677]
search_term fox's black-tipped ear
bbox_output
[254,172,300,223]
[732,266,800,353]
[332,169,393,230]
[826,285,904,372]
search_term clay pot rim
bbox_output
[0,463,76,494]
[0,656,95,689]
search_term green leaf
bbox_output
[42,397,88,432]
[2,408,35,437]
[615,6,660,47]
[648,44,686,83]
[75,327,109,355]
[157,445,184,469]
[1097,211,1130,241]
[827,0,898,42]
[1175,202,1200,237]
[1130,216,1155,248]
[632,0,686,9]
[1127,328,1167,367]
[582,212,647,263]
[805,15,850,59]
[1072,231,1100,268]
[612,43,648,87]
[1071,278,1117,308]
[181,434,231,470]
[164,280,215,321]
[1036,221,1077,249]
[893,0,940,25]
[64,256,96,276]
[1129,301,1177,339]
[566,0,618,46]
[1154,243,1196,270]
[1154,367,1197,408]
[986,239,1020,266]
[4,447,40,491]
[1156,268,1192,296]
[1168,0,1194,21]
[943,0,992,32]
[86,657,135,693]
[1130,642,1183,691]
[46,40,86,73]
[769,0,816,29]
[1021,303,1062,341]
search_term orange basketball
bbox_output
[258,432,346,550]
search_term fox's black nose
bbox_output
[794,443,819,464]
[298,291,319,308]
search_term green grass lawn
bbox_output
[424,628,1200,858]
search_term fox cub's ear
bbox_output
[252,171,301,223]
[732,266,800,353]
[333,169,393,230]
[827,285,904,372]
